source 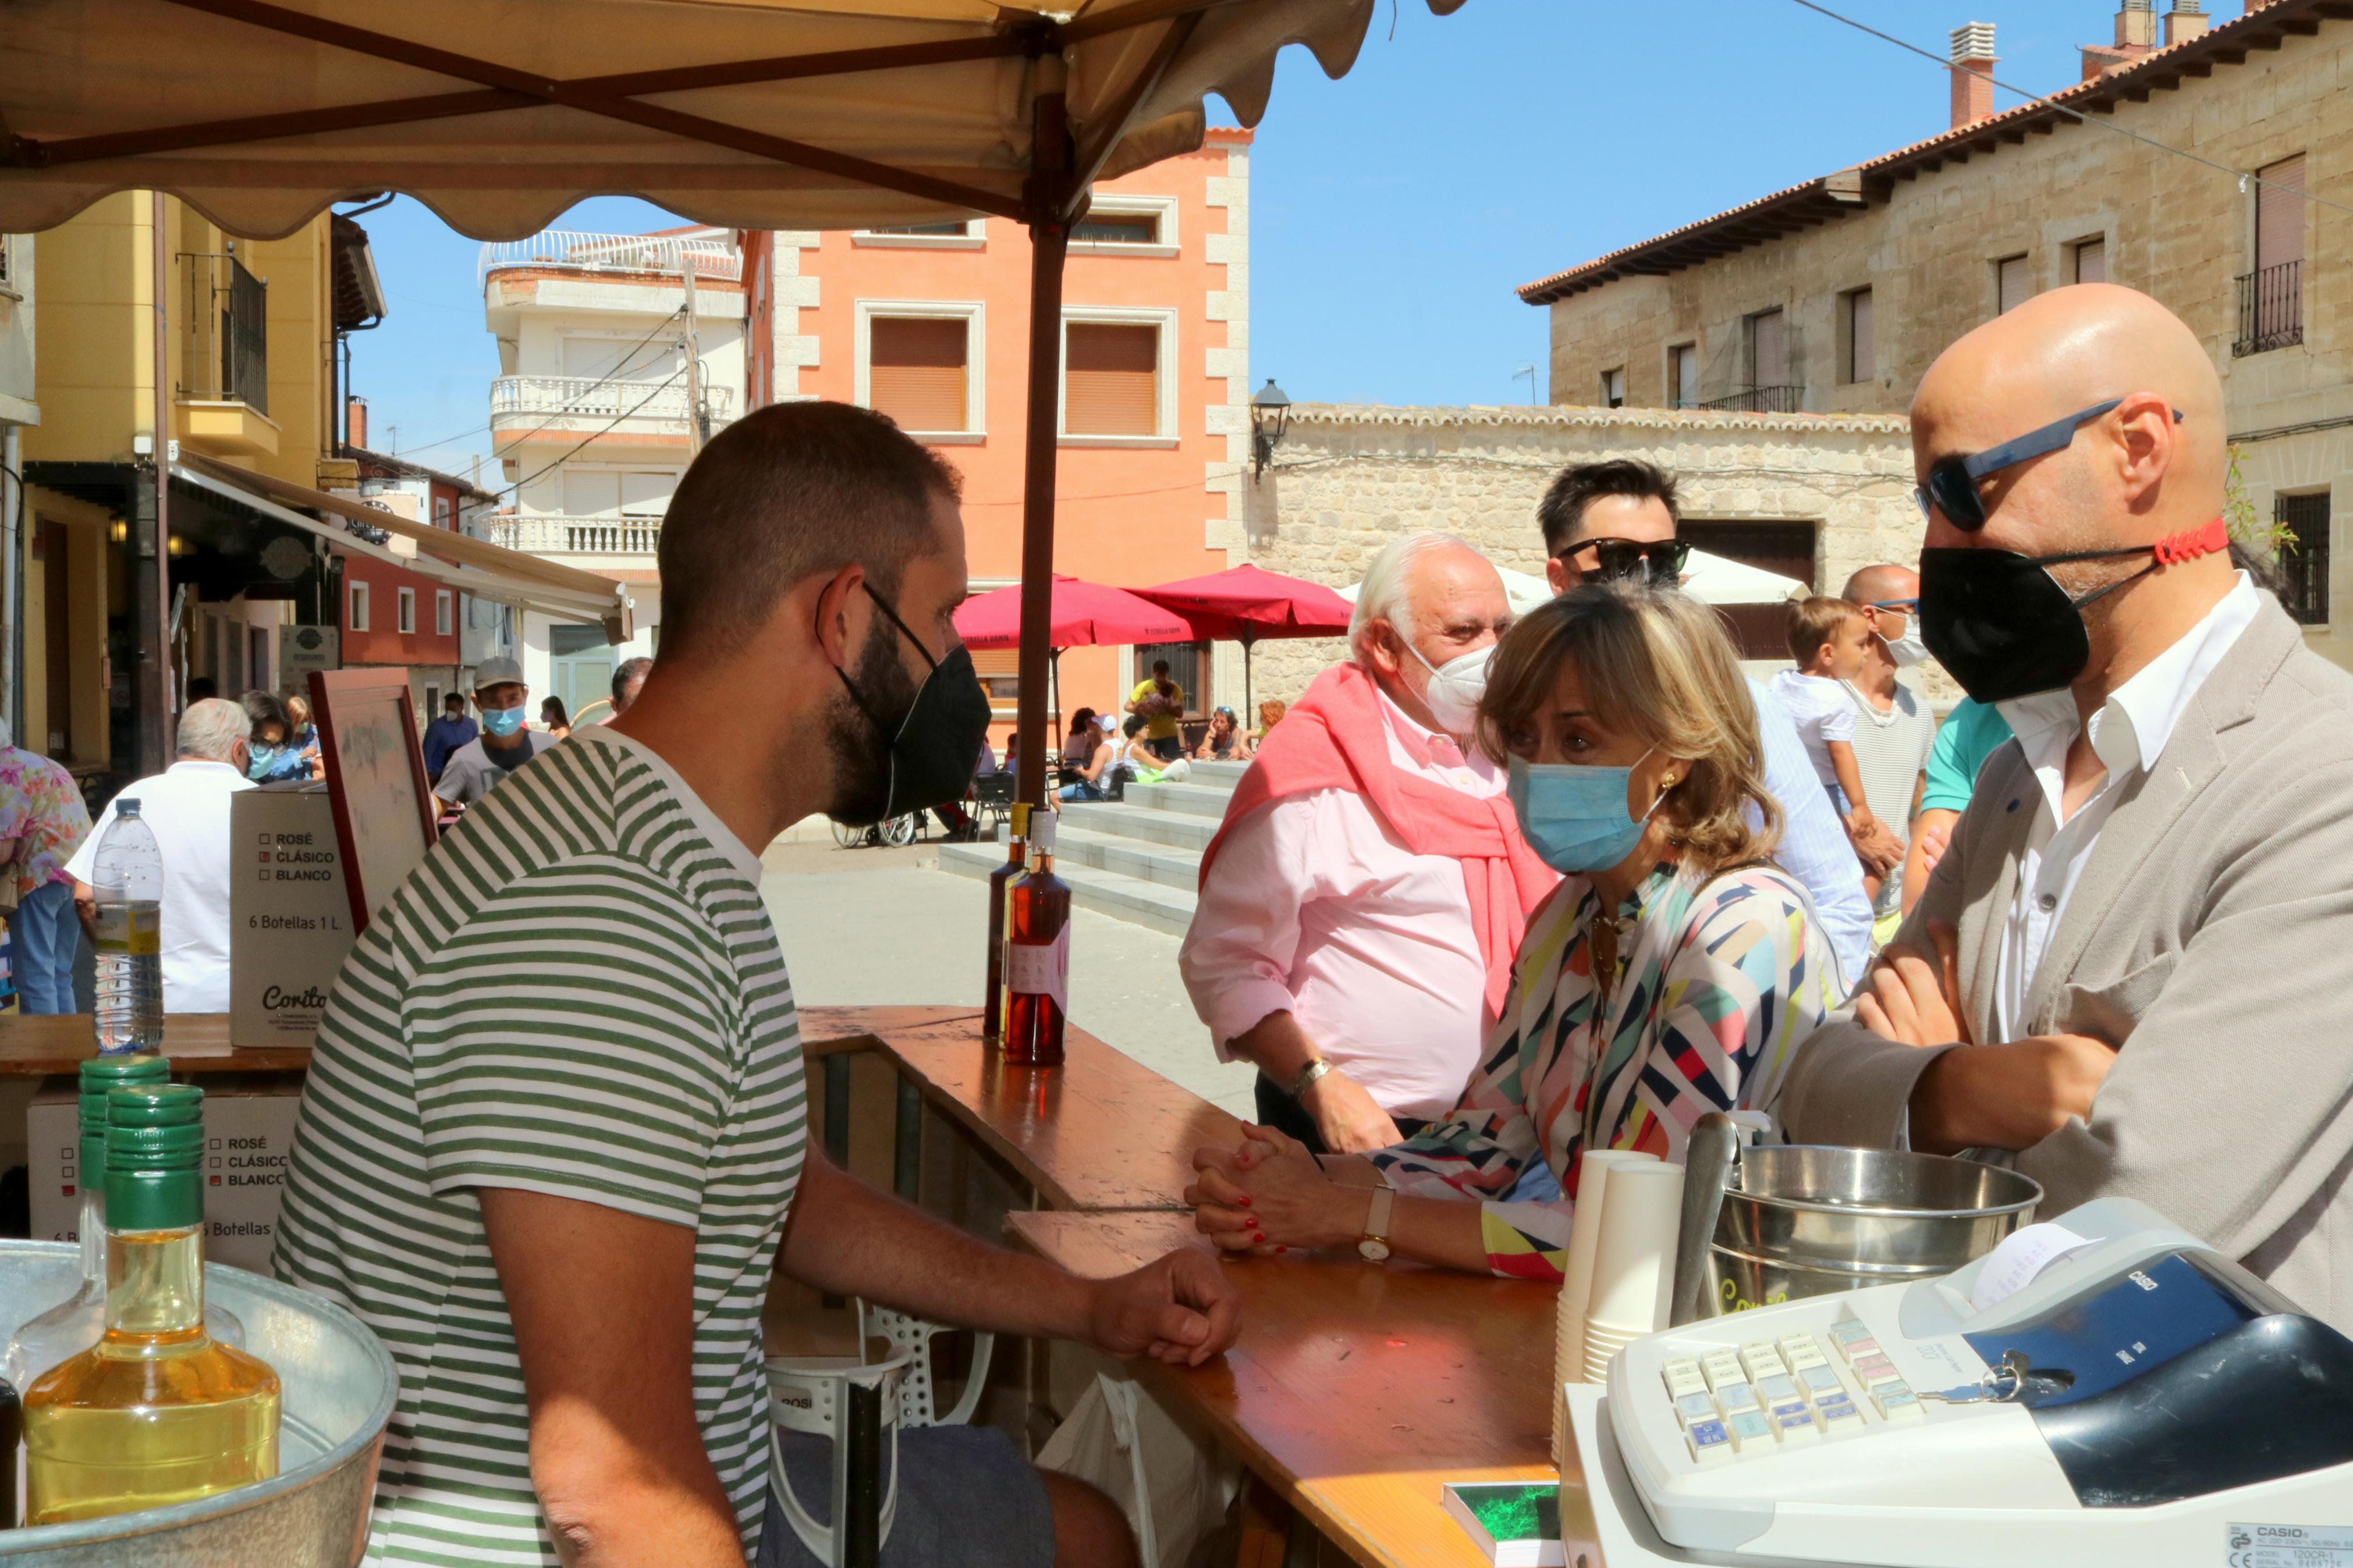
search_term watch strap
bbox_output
[1287,1057,1335,1101]
[1363,1183,1394,1245]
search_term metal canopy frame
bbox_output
[2,0,1223,805]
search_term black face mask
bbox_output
[828,584,991,823]
[1918,518,2228,704]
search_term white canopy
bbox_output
[1337,551,1810,617]
[0,0,1467,239]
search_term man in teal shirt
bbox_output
[1900,696,2017,915]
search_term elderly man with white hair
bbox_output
[66,696,254,1014]
[1181,534,1559,1154]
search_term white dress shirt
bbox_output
[63,759,253,1014]
[1992,572,2262,1036]
[1179,690,1504,1121]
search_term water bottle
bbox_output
[90,801,164,1056]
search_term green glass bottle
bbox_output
[24,1084,282,1524]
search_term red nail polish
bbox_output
[1237,1196,1252,1208]
[1275,1246,1289,1254]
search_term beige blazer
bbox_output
[1777,598,2353,1332]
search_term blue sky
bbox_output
[351,0,2253,477]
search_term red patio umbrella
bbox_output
[1132,564,1354,723]
[954,575,1194,742]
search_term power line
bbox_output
[377,304,688,463]
[1784,0,2353,219]
[496,371,686,504]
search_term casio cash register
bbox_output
[1567,1199,2353,1568]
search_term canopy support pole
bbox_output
[139,190,172,776]
[1013,68,1073,810]
[1240,626,1256,733]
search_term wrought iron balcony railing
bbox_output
[2234,261,2304,357]
[1695,385,1804,414]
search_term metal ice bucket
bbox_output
[1668,1119,2044,1322]
[0,1241,396,1566]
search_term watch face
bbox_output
[1358,1239,1391,1263]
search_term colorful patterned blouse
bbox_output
[1369,860,1843,1281]
[0,748,93,898]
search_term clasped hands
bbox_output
[1857,918,2120,1154]
[1186,1124,1373,1254]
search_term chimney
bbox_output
[1950,23,1998,129]
[2115,0,2158,47]
[2164,0,2209,44]
[346,395,368,449]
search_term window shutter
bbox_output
[869,317,969,432]
[620,471,675,517]
[2258,155,2306,271]
[1749,310,1788,388]
[1064,323,1158,436]
[2074,239,2106,285]
[563,470,621,517]
[1847,290,1873,383]
[1998,255,2031,314]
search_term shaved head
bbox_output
[1912,283,2236,699]
[1842,563,1918,606]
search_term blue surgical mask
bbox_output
[482,705,526,738]
[244,742,281,781]
[1507,749,1665,874]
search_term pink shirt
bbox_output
[1179,690,1506,1120]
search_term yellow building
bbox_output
[20,193,380,784]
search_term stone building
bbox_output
[1236,403,1918,703]
[1518,0,2353,666]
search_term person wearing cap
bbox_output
[432,656,555,809]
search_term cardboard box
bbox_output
[30,1073,305,1274]
[230,784,355,1050]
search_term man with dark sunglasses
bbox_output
[1535,458,1875,983]
[1777,284,2353,1336]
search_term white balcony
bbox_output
[478,229,741,287]
[491,513,662,557]
[489,374,733,429]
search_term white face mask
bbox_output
[1404,640,1493,737]
[1884,630,1929,669]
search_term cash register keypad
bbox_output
[1655,1311,1923,1464]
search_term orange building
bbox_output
[743,127,1254,744]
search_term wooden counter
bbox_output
[1008,1209,1605,1568]
[0,1014,307,1076]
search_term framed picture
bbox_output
[309,667,438,934]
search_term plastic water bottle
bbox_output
[89,801,164,1056]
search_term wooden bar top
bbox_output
[840,1010,1242,1213]
[1007,1209,1605,1568]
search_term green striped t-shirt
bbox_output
[274,728,805,1566]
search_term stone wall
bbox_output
[1223,403,1920,707]
[1534,13,2353,667]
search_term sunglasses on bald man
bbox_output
[1915,397,2185,532]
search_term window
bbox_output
[971,648,1019,711]
[2072,238,2107,285]
[1996,253,2032,314]
[874,221,968,237]
[1601,368,1626,409]
[348,580,370,632]
[424,685,441,719]
[1746,308,1790,393]
[1679,520,1816,659]
[1069,195,1179,256]
[1670,344,1698,410]
[1134,642,1211,720]
[435,590,454,637]
[2277,490,2330,626]
[559,333,677,383]
[0,236,12,288]
[1840,289,1873,385]
[2240,155,2306,355]
[853,219,985,248]
[396,586,417,634]
[857,304,982,436]
[1061,310,1177,442]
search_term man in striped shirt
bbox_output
[276,401,1238,1568]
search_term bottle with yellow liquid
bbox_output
[24,1083,281,1524]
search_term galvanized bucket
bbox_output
[0,1241,395,1566]
[1681,1138,2042,1318]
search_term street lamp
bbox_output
[1250,378,1292,481]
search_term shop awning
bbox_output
[0,0,1464,240]
[175,453,634,637]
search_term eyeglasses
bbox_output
[1866,598,1918,614]
[1915,399,2184,531]
[1559,537,1691,585]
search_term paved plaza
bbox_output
[758,838,1257,1119]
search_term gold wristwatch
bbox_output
[1358,1183,1394,1264]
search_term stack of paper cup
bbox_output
[1580,1161,1687,1385]
[1550,1149,1660,1469]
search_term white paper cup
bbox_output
[1556,1150,1660,1384]
[1580,1318,1646,1384]
[1585,1161,1686,1341]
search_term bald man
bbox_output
[1837,563,1936,940]
[1777,284,2353,1332]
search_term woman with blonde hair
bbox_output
[1187,579,1841,1278]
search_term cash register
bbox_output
[1567,1197,2353,1568]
